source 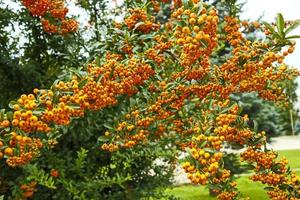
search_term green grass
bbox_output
[165,149,300,200]
[165,177,269,200]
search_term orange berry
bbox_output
[193,26,200,32]
[13,104,20,110]
[4,147,13,156]
[16,135,23,141]
[30,116,38,122]
[189,13,197,18]
[50,169,59,177]
[204,152,210,159]
[22,191,34,198]
[12,119,19,126]
[28,94,35,100]
[2,120,10,127]
[20,94,27,100]
[33,88,39,94]
[182,26,190,33]
[189,18,196,24]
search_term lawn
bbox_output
[165,149,300,200]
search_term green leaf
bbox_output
[271,163,282,172]
[6,111,13,121]
[24,164,56,189]
[285,20,300,35]
[8,101,18,110]
[33,108,45,116]
[276,13,285,38]
[252,136,266,146]
[264,186,274,191]
[286,35,300,39]
[98,136,109,142]
[78,79,89,89]
[263,22,281,39]
[74,148,88,173]
[263,22,275,34]
[253,120,258,132]
[278,184,291,190]
[243,164,256,170]
[104,124,114,130]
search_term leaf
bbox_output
[278,184,291,190]
[182,0,190,9]
[253,120,258,132]
[264,186,274,191]
[286,35,300,39]
[103,124,114,130]
[24,164,56,189]
[276,13,285,38]
[285,20,300,35]
[271,163,282,172]
[74,148,88,173]
[98,136,109,142]
[138,34,154,40]
[78,79,88,89]
[243,164,256,170]
[199,140,208,148]
[33,108,45,116]
[133,22,145,31]
[263,22,275,34]
[8,101,17,110]
[263,22,281,39]
[6,111,13,121]
[208,184,222,190]
[252,136,266,146]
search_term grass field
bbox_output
[165,149,300,200]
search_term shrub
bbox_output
[0,0,300,200]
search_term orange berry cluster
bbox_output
[0,54,155,166]
[20,181,37,198]
[182,161,209,185]
[145,36,172,64]
[241,145,300,199]
[224,16,243,47]
[251,173,285,186]
[150,0,175,12]
[183,147,223,185]
[241,148,277,169]
[99,2,300,198]
[124,8,160,33]
[0,133,43,167]
[214,115,253,145]
[267,188,289,200]
[172,7,218,66]
[21,0,78,34]
[6,134,42,167]
[217,191,238,200]
[221,17,298,102]
[13,94,51,133]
